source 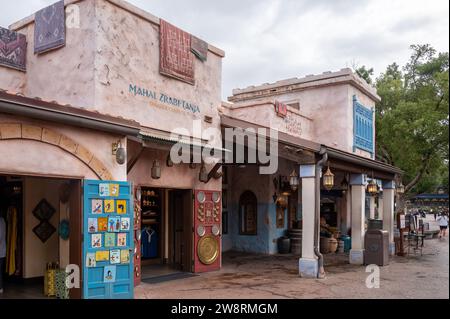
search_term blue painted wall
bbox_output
[223,159,297,255]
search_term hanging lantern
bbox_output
[166,154,174,167]
[113,141,126,165]
[341,176,349,193]
[323,165,334,190]
[367,179,378,195]
[151,160,161,179]
[199,163,209,183]
[289,169,299,191]
[396,182,405,194]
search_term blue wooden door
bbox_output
[83,180,134,299]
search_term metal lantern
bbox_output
[113,141,126,165]
[166,154,174,167]
[396,182,405,194]
[367,179,378,195]
[323,165,334,190]
[341,176,349,193]
[199,163,209,183]
[151,160,161,179]
[289,169,299,191]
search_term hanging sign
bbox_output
[274,101,288,118]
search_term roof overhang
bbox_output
[0,91,140,136]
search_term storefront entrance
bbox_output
[137,188,193,284]
[0,174,81,299]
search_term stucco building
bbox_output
[0,0,401,299]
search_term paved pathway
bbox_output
[136,217,448,299]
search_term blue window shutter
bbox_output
[353,95,374,157]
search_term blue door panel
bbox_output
[83,180,134,299]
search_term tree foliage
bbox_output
[374,44,449,196]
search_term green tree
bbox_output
[375,44,449,196]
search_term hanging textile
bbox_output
[6,206,17,275]
[34,0,66,54]
[159,19,195,85]
[191,36,208,62]
[141,227,158,259]
[0,27,27,72]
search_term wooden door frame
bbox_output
[69,179,82,299]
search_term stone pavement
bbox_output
[136,217,448,299]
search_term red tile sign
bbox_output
[159,20,195,85]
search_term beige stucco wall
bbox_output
[93,0,223,145]
[227,81,377,159]
[224,102,314,141]
[4,0,97,108]
[0,114,126,181]
[128,146,221,191]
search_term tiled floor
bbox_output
[0,280,50,299]
[141,263,182,279]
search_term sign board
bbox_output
[83,180,134,299]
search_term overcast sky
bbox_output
[1,0,448,99]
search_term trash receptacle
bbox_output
[341,235,351,252]
[368,219,383,230]
[364,229,389,266]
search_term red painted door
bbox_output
[193,190,222,273]
[133,186,141,286]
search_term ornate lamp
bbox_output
[289,169,299,191]
[396,182,405,194]
[151,160,161,179]
[367,172,378,195]
[112,141,126,165]
[341,176,349,193]
[323,164,335,190]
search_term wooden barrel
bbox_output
[289,229,302,255]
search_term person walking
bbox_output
[0,212,6,294]
[436,213,449,239]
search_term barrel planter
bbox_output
[320,237,330,254]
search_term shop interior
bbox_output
[0,174,81,299]
[139,187,193,282]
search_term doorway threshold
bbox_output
[141,272,198,284]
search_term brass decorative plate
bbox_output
[197,235,219,265]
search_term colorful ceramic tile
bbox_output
[117,233,127,247]
[105,233,116,247]
[95,250,109,262]
[98,217,108,232]
[88,218,98,233]
[108,217,121,232]
[91,233,102,248]
[104,200,115,213]
[120,218,130,231]
[109,184,120,197]
[120,250,130,264]
[110,250,120,264]
[99,183,110,197]
[116,200,127,214]
[86,253,96,268]
[91,199,103,214]
[103,265,116,283]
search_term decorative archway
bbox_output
[0,123,113,180]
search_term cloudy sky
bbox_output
[1,0,448,99]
